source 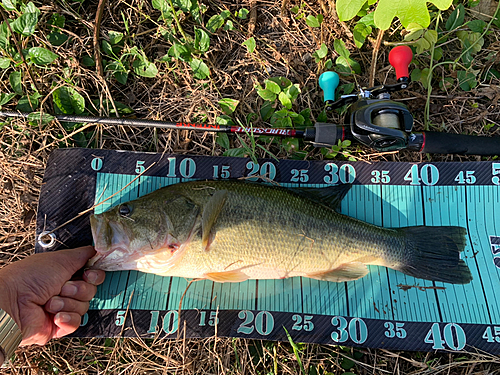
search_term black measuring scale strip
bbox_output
[35,149,500,353]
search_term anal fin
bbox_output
[307,262,369,282]
[205,269,249,283]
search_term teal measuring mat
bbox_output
[35,149,500,353]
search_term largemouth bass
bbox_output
[88,180,472,284]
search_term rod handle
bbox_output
[421,131,500,156]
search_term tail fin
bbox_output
[396,226,472,284]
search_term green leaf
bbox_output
[53,86,85,114]
[260,100,275,121]
[306,14,323,27]
[282,137,299,152]
[194,27,210,52]
[219,98,239,115]
[16,94,39,112]
[0,57,10,69]
[358,12,376,27]
[339,0,453,29]
[238,8,249,19]
[439,76,454,90]
[445,4,464,31]
[340,357,355,370]
[2,0,17,11]
[457,70,477,91]
[414,37,431,54]
[257,88,277,102]
[284,84,300,101]
[28,47,58,65]
[278,91,292,109]
[265,80,281,94]
[313,43,328,62]
[168,43,191,61]
[172,0,191,12]
[47,32,68,46]
[223,19,234,30]
[216,132,230,149]
[90,99,134,115]
[220,9,231,19]
[423,30,438,44]
[336,56,361,74]
[9,71,22,95]
[132,57,158,78]
[373,0,453,29]
[215,114,235,125]
[27,112,54,126]
[206,14,224,32]
[108,30,124,45]
[11,2,40,36]
[468,19,486,33]
[190,58,210,79]
[0,92,15,107]
[82,55,96,67]
[223,147,248,157]
[336,0,366,22]
[242,37,256,53]
[404,23,425,41]
[333,39,350,59]
[353,22,372,48]
[102,40,114,56]
[48,13,65,28]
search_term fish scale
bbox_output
[89,180,472,284]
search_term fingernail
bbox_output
[50,297,64,312]
[85,270,98,284]
[61,282,78,297]
[55,312,71,323]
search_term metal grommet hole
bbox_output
[38,231,56,248]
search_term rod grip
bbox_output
[421,131,500,156]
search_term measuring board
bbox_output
[35,148,500,353]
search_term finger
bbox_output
[60,280,97,302]
[83,269,106,286]
[45,296,89,316]
[53,312,83,339]
[53,246,97,278]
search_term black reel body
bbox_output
[350,99,414,152]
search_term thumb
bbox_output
[53,246,96,275]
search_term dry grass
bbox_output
[0,0,500,373]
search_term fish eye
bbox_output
[119,204,132,217]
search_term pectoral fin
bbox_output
[201,190,227,251]
[205,270,249,283]
[307,262,369,282]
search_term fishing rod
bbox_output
[0,46,498,156]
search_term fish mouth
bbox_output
[88,214,130,270]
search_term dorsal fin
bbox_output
[201,190,227,251]
[288,183,352,211]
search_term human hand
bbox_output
[0,246,105,346]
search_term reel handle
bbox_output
[389,46,413,81]
[319,71,340,102]
[419,131,500,156]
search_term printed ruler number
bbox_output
[292,314,314,331]
[371,170,390,184]
[199,311,219,326]
[290,169,309,183]
[237,310,274,336]
[424,323,466,351]
[331,317,368,344]
[492,163,500,185]
[384,322,407,339]
[213,165,230,179]
[482,326,500,343]
[454,171,476,184]
[115,311,126,326]
[324,164,356,184]
[404,164,439,186]
[91,157,103,171]
[147,310,178,335]
[135,160,145,174]
[80,313,89,327]
[246,162,276,181]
